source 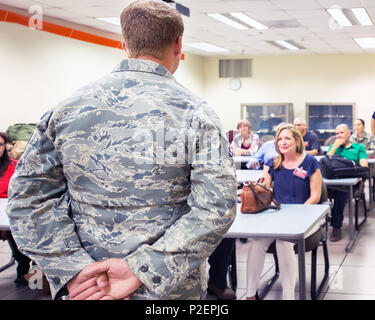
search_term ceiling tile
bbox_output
[270,0,322,10]
[286,9,330,19]
[316,0,366,8]
[226,1,280,11]
[246,10,292,21]
[0,0,52,10]
[2,0,375,57]
[299,18,332,27]
[362,0,375,8]
[35,0,129,8]
[42,8,85,20]
[63,6,122,17]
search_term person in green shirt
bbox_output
[327,124,368,241]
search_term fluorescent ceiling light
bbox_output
[229,12,268,30]
[327,8,352,27]
[207,13,248,30]
[352,8,373,26]
[97,17,121,26]
[274,40,299,50]
[184,42,229,52]
[354,38,375,48]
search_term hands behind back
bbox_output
[68,258,142,300]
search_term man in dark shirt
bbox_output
[294,117,321,156]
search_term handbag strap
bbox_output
[268,199,281,210]
[245,182,281,211]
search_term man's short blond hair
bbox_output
[121,0,184,59]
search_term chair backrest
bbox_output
[226,130,238,144]
[258,135,274,148]
[319,180,328,204]
[324,135,336,146]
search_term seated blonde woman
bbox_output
[246,123,322,300]
[230,120,259,156]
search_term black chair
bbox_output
[258,135,274,149]
[257,181,330,300]
[228,246,237,291]
[324,135,336,146]
[327,178,368,231]
[352,180,367,231]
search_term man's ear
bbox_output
[122,41,127,53]
[175,36,182,55]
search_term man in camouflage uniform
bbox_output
[6,0,236,300]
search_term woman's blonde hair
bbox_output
[273,123,305,170]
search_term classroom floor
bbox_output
[1,194,375,300]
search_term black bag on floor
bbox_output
[319,155,369,179]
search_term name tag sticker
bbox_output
[293,167,307,179]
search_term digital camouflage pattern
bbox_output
[7,59,236,300]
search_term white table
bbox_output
[236,170,263,183]
[0,198,10,230]
[0,198,15,273]
[367,158,375,210]
[233,156,253,164]
[232,156,253,169]
[323,177,360,252]
[320,146,329,153]
[226,203,330,300]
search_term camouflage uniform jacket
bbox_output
[6,59,236,300]
[350,131,375,150]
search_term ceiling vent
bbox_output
[219,59,252,78]
[265,19,302,28]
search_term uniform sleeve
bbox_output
[6,111,95,299]
[369,135,375,151]
[124,103,237,297]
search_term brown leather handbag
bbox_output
[240,181,281,214]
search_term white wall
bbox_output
[203,54,375,132]
[2,21,375,135]
[0,22,205,131]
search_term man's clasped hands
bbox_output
[67,258,142,300]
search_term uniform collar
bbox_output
[112,58,174,79]
[353,132,369,141]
